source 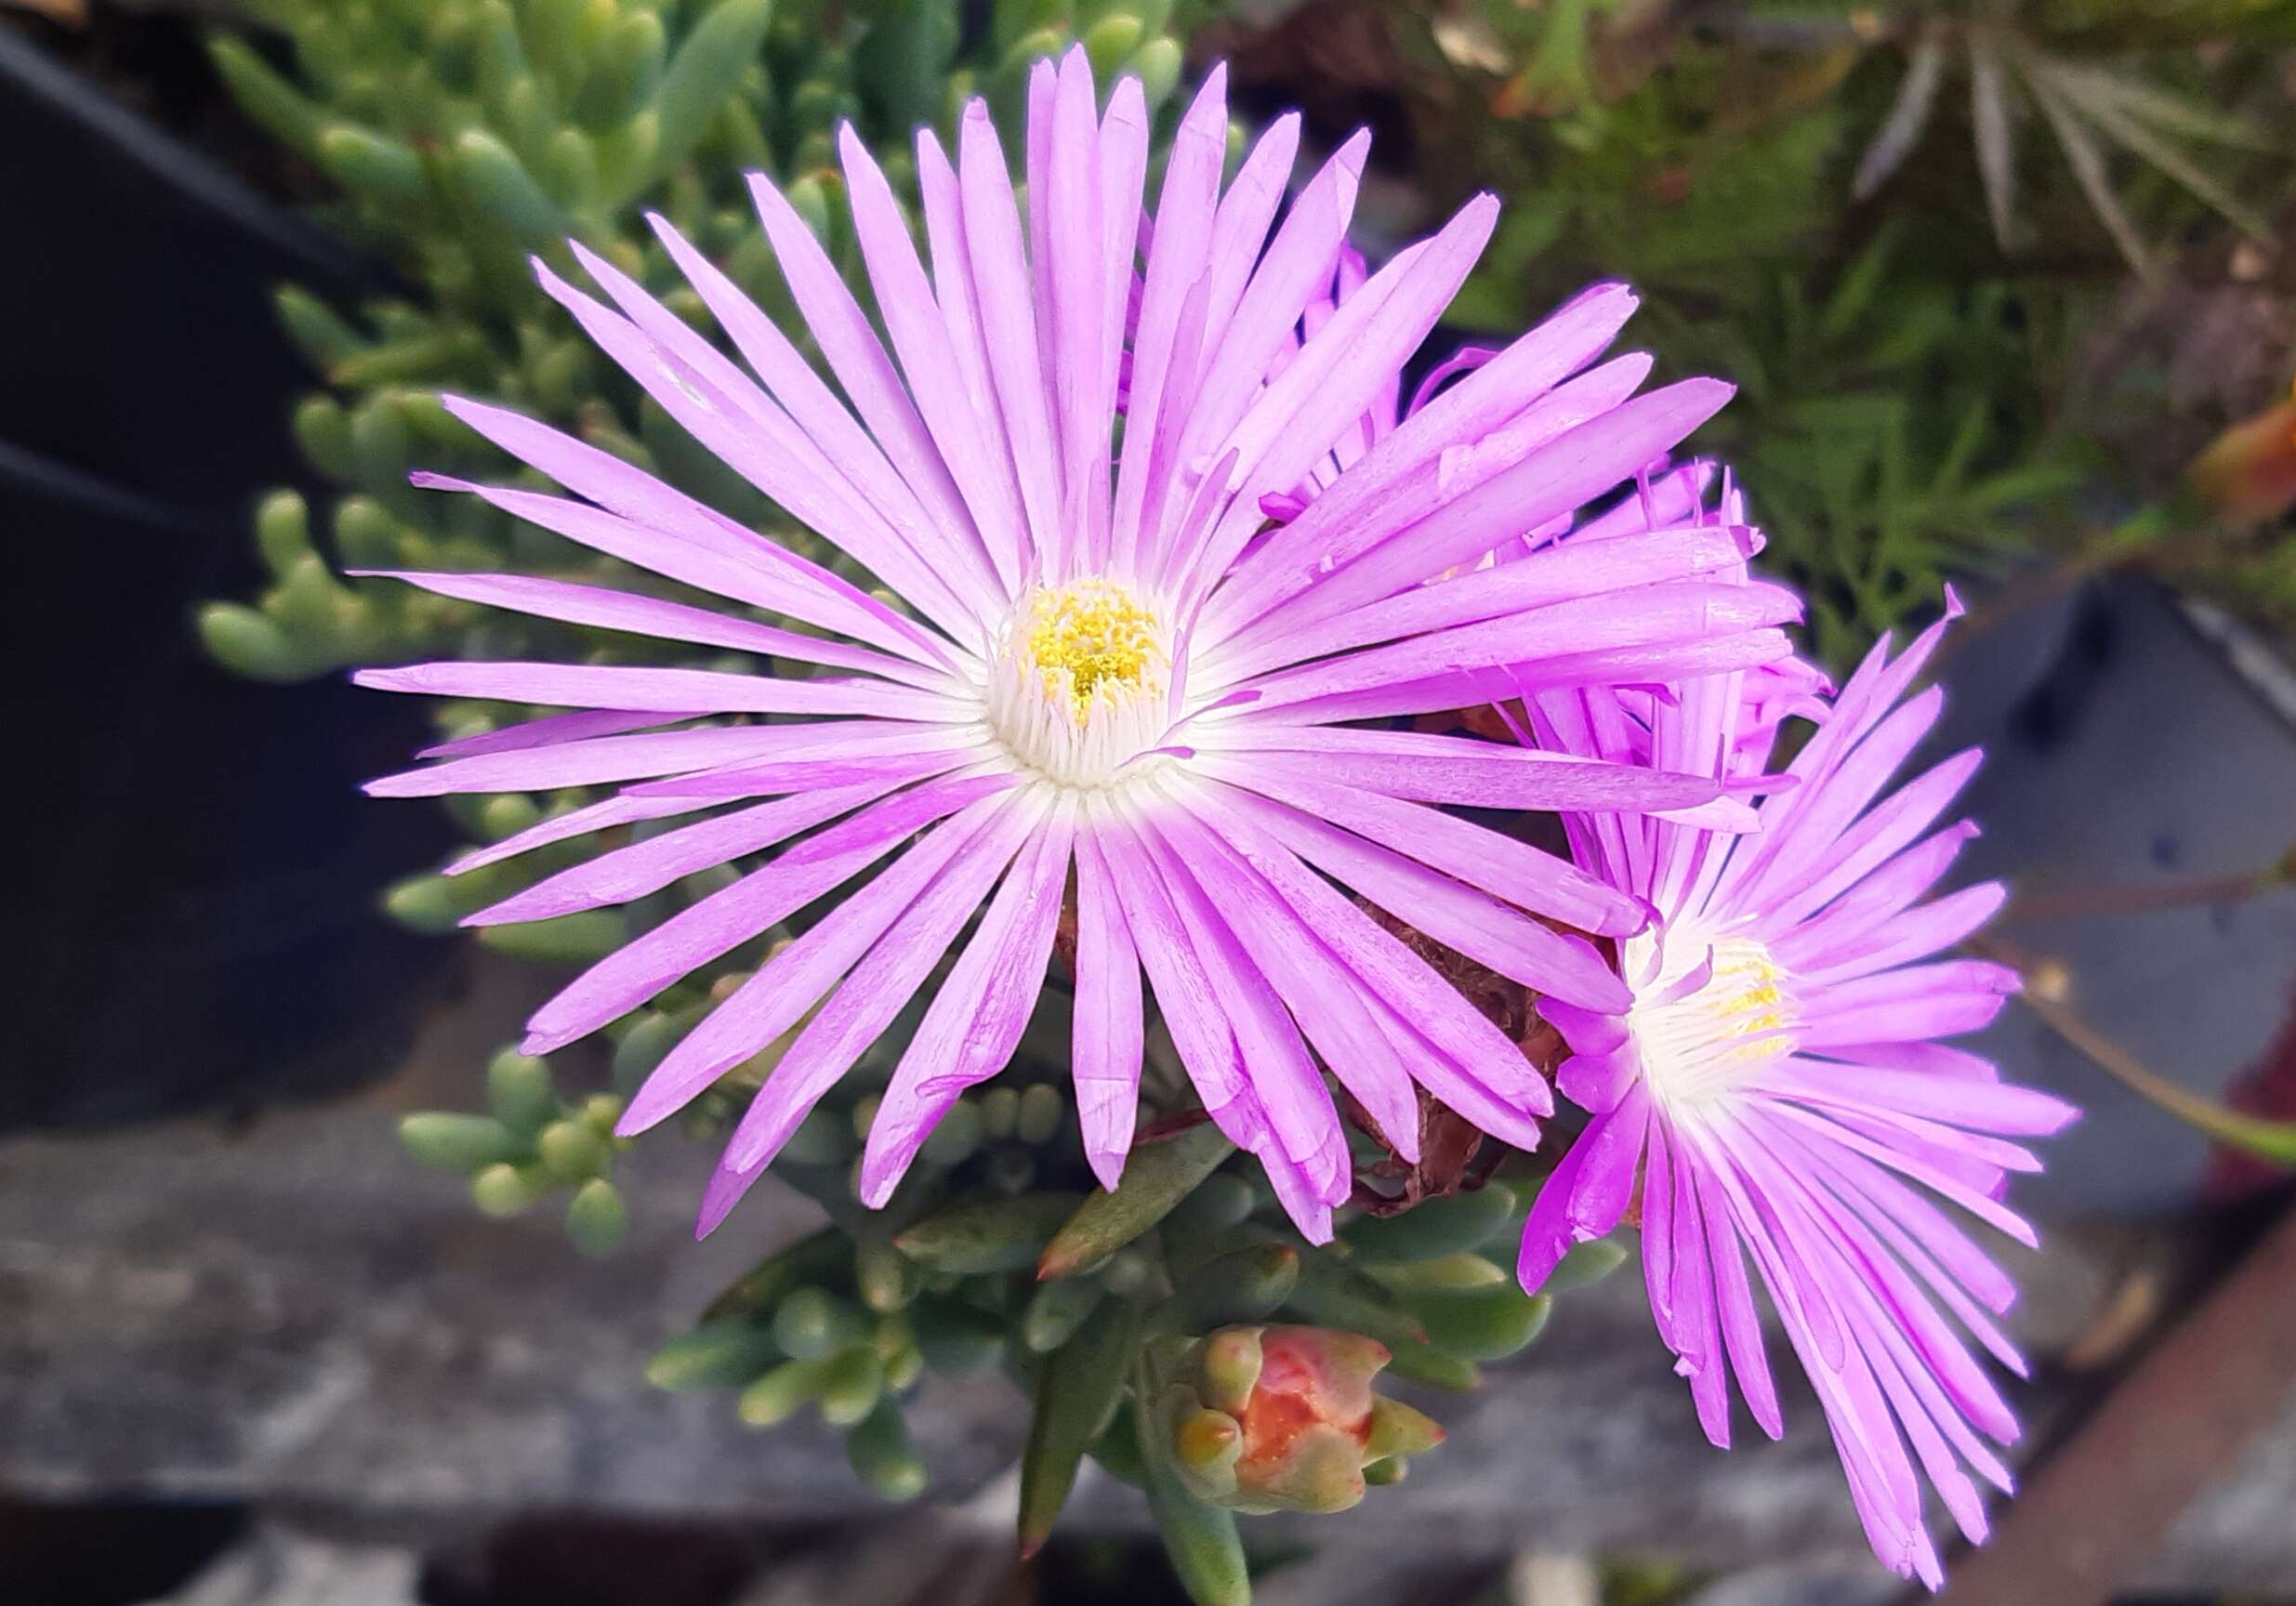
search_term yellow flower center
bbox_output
[985,577,1177,790]
[1630,934,1797,1114]
[1020,580,1164,719]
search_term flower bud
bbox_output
[1163,1325,1445,1516]
[2191,387,2296,526]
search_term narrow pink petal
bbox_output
[1207,727,1733,815]
[1134,815,1350,1204]
[1090,802,1261,1149]
[1234,373,1729,645]
[420,707,684,760]
[1206,345,1654,647]
[838,125,1025,595]
[1187,783,1563,1131]
[861,800,1075,1202]
[1214,521,1761,684]
[413,467,953,670]
[621,791,1022,1136]
[520,772,1016,1055]
[1149,801,1421,1161]
[356,569,942,683]
[356,660,958,719]
[1196,751,1647,941]
[1239,580,1799,716]
[463,783,891,927]
[447,791,713,876]
[1111,66,1227,572]
[743,173,994,601]
[699,791,1043,1213]
[644,212,987,616]
[533,257,983,638]
[365,725,807,798]
[957,99,1062,566]
[1071,827,1146,1191]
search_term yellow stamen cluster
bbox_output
[1708,942,1789,1044]
[1630,934,1796,1115]
[1021,580,1164,720]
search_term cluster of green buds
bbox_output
[401,1047,633,1256]
[197,0,1188,686]
[620,1089,1628,1604]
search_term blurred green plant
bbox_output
[1364,0,2295,663]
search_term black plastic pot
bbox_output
[0,25,455,1127]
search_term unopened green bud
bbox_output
[1166,1244,1299,1332]
[772,1286,865,1360]
[273,285,363,371]
[780,1105,853,1167]
[846,1395,927,1500]
[198,603,308,683]
[1099,1246,1156,1299]
[1082,14,1142,75]
[739,1356,829,1427]
[292,396,354,480]
[382,871,462,933]
[477,794,543,842]
[1371,1253,1509,1291]
[538,1117,608,1182]
[1129,35,1183,109]
[400,1112,521,1173]
[883,1343,924,1391]
[918,1098,983,1165]
[486,1048,559,1135]
[333,497,401,572]
[979,1086,1020,1141]
[316,124,428,203]
[856,1241,921,1313]
[565,1178,627,1257]
[1165,1171,1257,1238]
[646,1315,780,1392]
[209,34,323,155]
[471,1162,538,1218]
[612,1009,686,1096]
[1016,1083,1064,1146]
[1547,1236,1630,1293]
[349,395,413,495]
[254,491,312,583]
[1405,1283,1552,1362]
[816,1345,885,1427]
[908,1296,1005,1372]
[477,910,627,964]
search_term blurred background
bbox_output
[4,0,2296,1603]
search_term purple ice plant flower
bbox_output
[1515,575,2078,1587]
[354,49,1804,1241]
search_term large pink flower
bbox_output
[1518,579,2077,1587]
[356,49,1799,1240]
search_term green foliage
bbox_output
[1395,0,2294,662]
[401,1048,632,1255]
